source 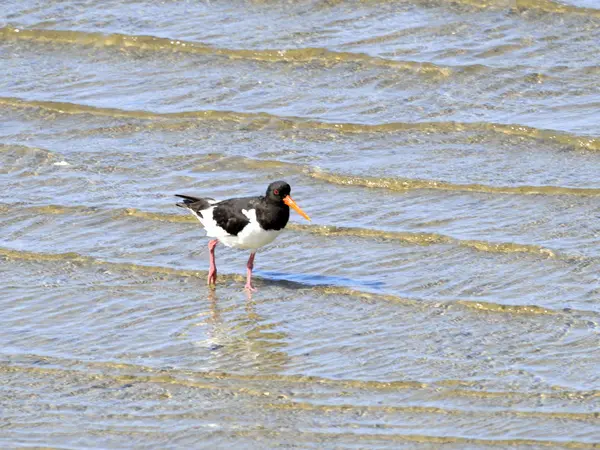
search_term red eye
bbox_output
[273,189,279,195]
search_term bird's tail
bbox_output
[175,194,214,214]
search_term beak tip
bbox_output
[284,195,311,222]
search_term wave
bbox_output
[0,26,450,76]
[308,170,600,196]
[0,143,57,174]
[436,0,600,16]
[0,95,245,121]
[181,154,600,198]
[514,0,600,17]
[1,202,559,258]
[5,141,600,199]
[3,353,600,411]
[3,95,600,152]
[290,223,557,257]
[268,400,599,422]
[266,431,600,448]
[1,246,595,317]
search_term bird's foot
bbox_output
[244,282,257,292]
[207,269,217,287]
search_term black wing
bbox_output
[211,197,259,236]
[175,194,214,217]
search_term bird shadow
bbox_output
[254,270,385,291]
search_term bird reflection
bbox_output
[207,289,221,323]
[183,287,290,374]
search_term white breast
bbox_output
[226,209,282,250]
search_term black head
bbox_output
[265,180,291,203]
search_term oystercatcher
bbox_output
[176,181,311,291]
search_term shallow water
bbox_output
[2,0,600,448]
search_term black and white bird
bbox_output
[176,181,311,291]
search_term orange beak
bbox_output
[283,195,311,221]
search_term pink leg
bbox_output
[207,239,218,286]
[244,252,257,292]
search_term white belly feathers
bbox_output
[192,206,282,250]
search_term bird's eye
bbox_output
[273,189,279,195]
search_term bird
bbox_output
[175,180,311,291]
